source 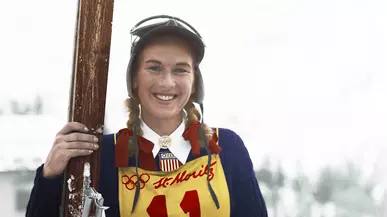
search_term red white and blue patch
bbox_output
[159,151,181,172]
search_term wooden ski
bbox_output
[60,0,114,216]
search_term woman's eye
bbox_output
[148,66,162,71]
[174,68,188,73]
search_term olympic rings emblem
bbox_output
[121,174,150,191]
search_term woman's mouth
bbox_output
[153,94,177,101]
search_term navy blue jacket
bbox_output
[25,128,267,217]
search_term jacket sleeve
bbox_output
[25,164,63,217]
[232,176,268,217]
[230,132,268,217]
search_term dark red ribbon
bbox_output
[183,121,222,156]
[183,121,202,156]
[115,128,156,171]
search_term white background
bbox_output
[0,0,386,195]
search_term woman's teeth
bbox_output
[155,94,175,101]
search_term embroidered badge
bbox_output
[159,151,181,172]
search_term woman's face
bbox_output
[134,39,196,122]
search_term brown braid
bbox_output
[124,98,143,157]
[184,100,213,147]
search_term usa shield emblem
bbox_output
[159,151,181,172]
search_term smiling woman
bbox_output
[25,15,268,217]
[131,34,198,135]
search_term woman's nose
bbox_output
[158,71,175,88]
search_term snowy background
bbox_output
[0,0,386,216]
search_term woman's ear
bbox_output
[191,82,196,94]
[191,72,197,94]
[133,78,138,89]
